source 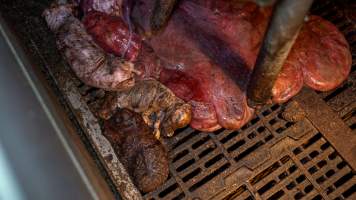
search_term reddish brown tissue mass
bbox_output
[290,16,352,91]
[130,0,351,131]
[47,0,351,132]
[83,11,141,61]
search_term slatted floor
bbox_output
[143,105,355,200]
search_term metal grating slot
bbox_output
[250,154,321,200]
[214,130,356,200]
[292,133,356,200]
[342,109,356,131]
[0,0,355,200]
[222,185,255,200]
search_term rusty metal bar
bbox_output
[247,0,314,107]
[150,0,178,34]
[294,88,356,170]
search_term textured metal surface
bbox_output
[0,0,355,200]
[150,0,178,34]
[294,89,356,170]
[144,99,356,200]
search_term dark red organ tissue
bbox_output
[290,15,352,91]
[83,11,141,61]
[149,1,259,131]
[272,59,304,103]
[149,1,351,130]
[79,0,351,131]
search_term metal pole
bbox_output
[150,0,178,34]
[247,0,314,107]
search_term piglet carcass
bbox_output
[43,2,138,91]
[104,109,169,193]
[99,79,192,139]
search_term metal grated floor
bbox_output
[143,101,355,200]
[0,0,355,200]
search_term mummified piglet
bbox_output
[99,79,192,139]
[104,109,169,193]
[43,2,139,90]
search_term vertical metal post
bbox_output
[150,0,178,34]
[247,0,314,107]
